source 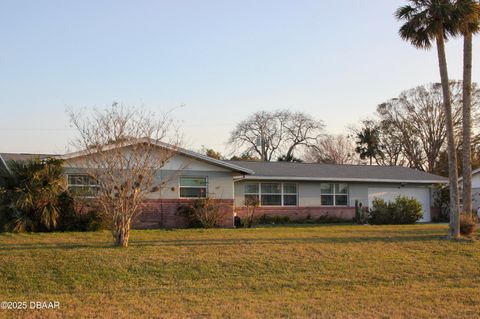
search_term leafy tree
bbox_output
[277,154,303,162]
[355,123,382,165]
[396,0,461,238]
[229,151,260,161]
[0,158,65,232]
[205,149,223,160]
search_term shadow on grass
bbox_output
[0,234,453,251]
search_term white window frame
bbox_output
[179,176,208,199]
[244,183,260,206]
[244,182,298,207]
[320,183,349,207]
[66,174,99,198]
[282,183,298,206]
[260,183,283,206]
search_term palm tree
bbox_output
[355,125,382,165]
[0,158,65,232]
[456,0,480,214]
[396,0,461,238]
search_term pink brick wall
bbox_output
[133,199,234,229]
[234,206,356,221]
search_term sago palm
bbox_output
[396,0,461,238]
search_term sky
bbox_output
[1,0,479,156]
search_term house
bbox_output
[229,160,446,223]
[459,168,480,212]
[0,141,447,227]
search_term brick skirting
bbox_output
[234,206,356,222]
[133,199,235,229]
[132,201,441,228]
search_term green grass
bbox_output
[1,224,480,318]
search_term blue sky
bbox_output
[1,0,478,155]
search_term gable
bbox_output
[62,140,252,174]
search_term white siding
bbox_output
[64,150,236,200]
[234,180,433,209]
[472,173,480,189]
[153,170,234,200]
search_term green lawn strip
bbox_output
[0,224,479,318]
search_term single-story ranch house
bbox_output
[0,140,447,227]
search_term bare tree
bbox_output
[228,111,283,161]
[67,103,181,247]
[281,111,325,159]
[229,110,324,161]
[376,82,478,173]
[375,121,406,167]
[304,134,358,164]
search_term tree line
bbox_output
[215,81,480,174]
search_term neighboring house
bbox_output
[459,168,480,212]
[0,142,447,227]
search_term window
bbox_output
[261,183,282,206]
[283,183,297,206]
[244,182,297,206]
[321,183,348,206]
[179,177,207,198]
[244,183,259,205]
[67,174,99,197]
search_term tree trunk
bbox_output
[113,218,131,247]
[436,33,460,239]
[462,32,473,214]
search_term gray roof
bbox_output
[0,153,59,171]
[227,160,447,184]
[0,153,58,162]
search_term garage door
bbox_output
[367,187,431,222]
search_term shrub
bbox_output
[432,185,450,222]
[177,197,226,228]
[242,200,259,228]
[0,158,65,232]
[256,213,349,225]
[57,193,109,231]
[354,200,368,224]
[368,199,391,225]
[258,215,291,225]
[369,196,423,225]
[460,213,478,236]
[315,214,349,224]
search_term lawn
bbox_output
[1,224,480,318]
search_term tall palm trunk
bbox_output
[462,31,473,214]
[436,32,460,238]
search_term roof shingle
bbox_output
[227,160,447,183]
